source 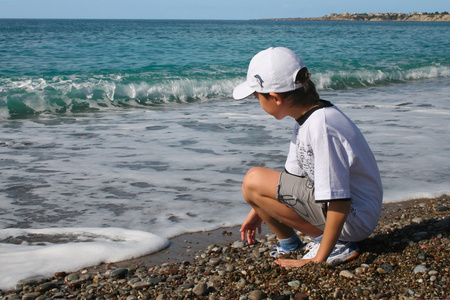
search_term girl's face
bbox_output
[254,92,286,120]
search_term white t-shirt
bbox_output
[285,100,383,241]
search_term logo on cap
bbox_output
[254,75,264,88]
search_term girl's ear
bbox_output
[269,92,284,106]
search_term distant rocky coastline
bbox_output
[263,12,450,22]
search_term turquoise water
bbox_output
[1,19,449,117]
[1,19,449,289]
[0,19,449,236]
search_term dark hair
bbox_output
[281,67,320,108]
[258,68,320,108]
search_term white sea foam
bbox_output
[0,228,169,291]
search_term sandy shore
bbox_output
[1,195,449,299]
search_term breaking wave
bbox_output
[1,64,448,119]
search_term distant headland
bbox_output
[262,12,450,22]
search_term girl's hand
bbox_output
[240,209,262,244]
[274,258,314,268]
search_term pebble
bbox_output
[413,265,429,274]
[412,217,423,224]
[22,292,40,300]
[65,273,79,282]
[236,278,247,290]
[435,205,449,214]
[287,280,300,287]
[128,281,151,289]
[37,282,57,292]
[147,277,162,285]
[378,263,393,274]
[339,270,356,278]
[232,241,245,248]
[226,264,235,272]
[0,196,447,300]
[333,289,343,298]
[193,282,207,296]
[273,296,290,300]
[109,267,128,279]
[354,267,364,275]
[209,257,221,266]
[15,276,47,290]
[294,293,308,299]
[248,290,265,300]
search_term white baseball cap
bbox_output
[233,47,306,100]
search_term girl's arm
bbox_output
[311,200,350,262]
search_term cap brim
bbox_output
[233,81,254,100]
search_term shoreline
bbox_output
[260,12,450,22]
[1,195,449,299]
[86,196,450,270]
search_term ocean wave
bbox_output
[0,74,240,118]
[0,65,448,119]
[314,65,450,90]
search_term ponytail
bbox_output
[282,67,320,108]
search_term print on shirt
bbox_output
[296,141,315,187]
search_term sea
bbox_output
[0,19,449,290]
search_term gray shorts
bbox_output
[277,172,327,231]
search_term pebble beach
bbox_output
[1,195,449,300]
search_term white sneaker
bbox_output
[269,244,289,258]
[302,242,320,260]
[269,241,304,258]
[327,241,359,265]
[302,241,360,265]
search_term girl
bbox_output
[233,47,383,267]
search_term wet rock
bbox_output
[147,277,163,285]
[339,270,356,278]
[333,289,343,298]
[176,283,194,292]
[129,281,151,289]
[413,265,429,274]
[412,217,423,224]
[288,280,300,287]
[294,293,308,300]
[272,296,290,300]
[226,264,235,272]
[65,273,80,282]
[236,278,247,290]
[209,257,221,266]
[354,267,364,275]
[37,282,57,292]
[21,292,41,300]
[16,276,46,290]
[248,289,265,300]
[435,205,449,214]
[193,282,207,296]
[232,241,245,248]
[378,263,393,274]
[110,268,128,279]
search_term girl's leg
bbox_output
[242,167,323,239]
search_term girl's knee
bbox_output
[242,167,277,203]
[242,167,263,190]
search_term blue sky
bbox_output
[0,0,448,19]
